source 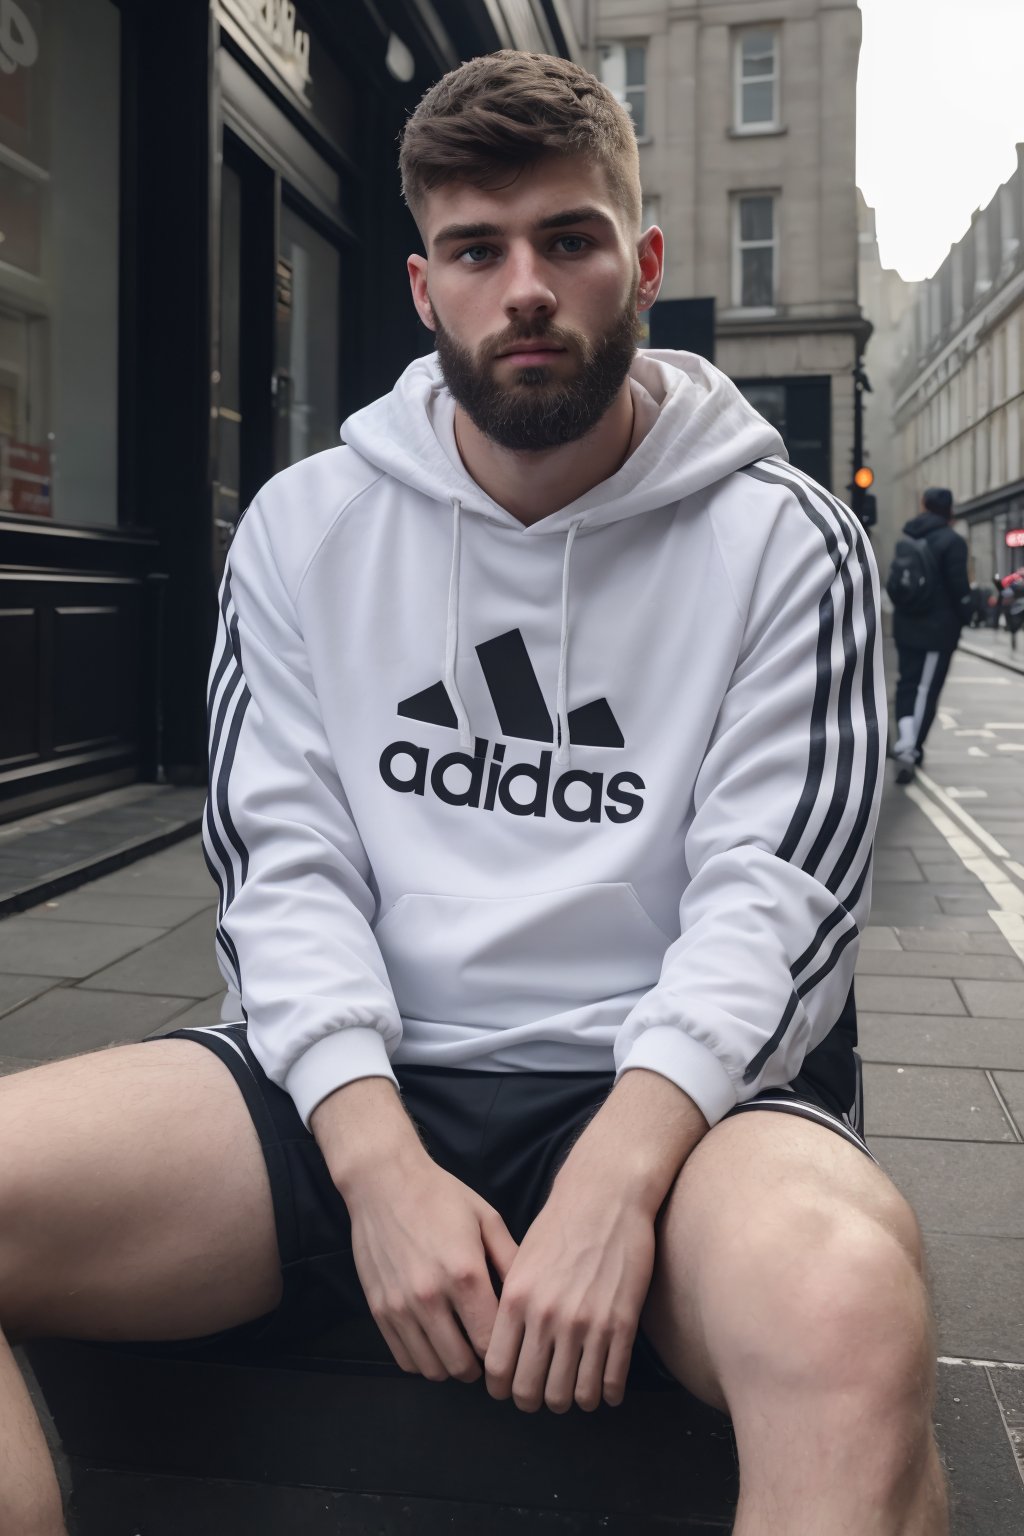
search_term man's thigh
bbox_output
[0,1041,282,1343]
[641,1110,924,1412]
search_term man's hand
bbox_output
[484,1172,656,1413]
[485,1068,708,1414]
[312,1077,518,1384]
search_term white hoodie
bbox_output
[204,350,885,1130]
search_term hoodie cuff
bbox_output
[285,1026,399,1129]
[615,1025,738,1127]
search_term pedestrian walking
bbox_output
[888,486,972,783]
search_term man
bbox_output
[0,52,946,1535]
[890,486,971,785]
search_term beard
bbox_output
[433,285,641,453]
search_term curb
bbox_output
[959,639,1024,677]
[0,816,204,920]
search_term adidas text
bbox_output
[379,737,646,824]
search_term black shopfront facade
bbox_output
[0,0,578,819]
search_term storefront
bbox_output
[0,0,579,818]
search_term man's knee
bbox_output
[705,1195,933,1413]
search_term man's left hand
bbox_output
[483,1168,656,1413]
[484,1067,709,1414]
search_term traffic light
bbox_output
[850,466,877,528]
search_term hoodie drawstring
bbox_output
[445,498,474,753]
[555,518,584,768]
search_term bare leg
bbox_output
[642,1113,948,1535]
[0,1041,285,1534]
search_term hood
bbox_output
[903,510,949,539]
[340,349,785,533]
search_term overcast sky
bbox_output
[857,0,1024,280]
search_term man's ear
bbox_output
[636,225,665,311]
[407,254,437,332]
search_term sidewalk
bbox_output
[1,646,1023,1530]
[960,623,1024,676]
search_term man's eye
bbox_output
[555,235,588,254]
[459,245,492,263]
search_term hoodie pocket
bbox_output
[373,883,671,1026]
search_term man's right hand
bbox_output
[310,1077,518,1383]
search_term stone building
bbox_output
[592,0,869,496]
[890,145,1024,586]
[857,191,918,564]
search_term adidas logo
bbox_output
[379,628,645,824]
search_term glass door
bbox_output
[273,199,341,472]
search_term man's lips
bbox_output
[495,342,566,358]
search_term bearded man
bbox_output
[0,51,946,1535]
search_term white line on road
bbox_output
[915,770,1012,860]
[937,1356,1024,1371]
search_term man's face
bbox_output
[407,155,662,452]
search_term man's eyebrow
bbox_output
[432,207,615,246]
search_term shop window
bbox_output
[0,0,120,526]
[734,29,780,133]
[733,194,777,310]
[597,42,648,139]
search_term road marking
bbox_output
[997,743,1024,752]
[946,787,988,799]
[955,728,996,737]
[938,1356,1024,1371]
[944,675,1012,685]
[916,771,1011,859]
[904,787,1024,944]
[984,723,1024,730]
[967,747,990,757]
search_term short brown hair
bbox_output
[399,51,641,232]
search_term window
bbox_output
[734,195,776,310]
[641,194,660,231]
[735,29,779,132]
[597,42,647,139]
[0,0,121,526]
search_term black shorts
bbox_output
[157,1022,872,1389]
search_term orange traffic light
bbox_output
[854,466,875,490]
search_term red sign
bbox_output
[2,438,51,517]
[1006,529,1024,549]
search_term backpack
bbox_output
[886,535,940,613]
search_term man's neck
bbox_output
[453,382,634,528]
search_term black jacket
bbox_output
[892,510,971,652]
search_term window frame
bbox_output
[733,26,781,135]
[732,193,778,312]
[596,39,649,141]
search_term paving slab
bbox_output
[937,892,1006,916]
[78,911,222,998]
[0,1055,39,1075]
[856,951,1024,981]
[862,1065,1017,1142]
[0,974,58,1020]
[25,892,215,928]
[872,850,924,881]
[146,993,228,1035]
[860,926,902,950]
[0,988,191,1062]
[859,1014,1024,1071]
[872,1139,1024,1238]
[868,910,1003,932]
[854,975,967,1015]
[921,863,989,886]
[0,919,166,979]
[869,883,941,912]
[992,1071,1024,1137]
[955,980,1024,1020]
[924,1235,1024,1362]
[85,841,214,900]
[934,1363,1024,1535]
[895,928,1018,955]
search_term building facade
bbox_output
[0,0,580,819]
[857,191,918,565]
[890,145,1024,587]
[593,0,868,496]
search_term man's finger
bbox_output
[544,1332,584,1415]
[509,1326,554,1414]
[391,1315,450,1383]
[484,1305,525,1400]
[572,1334,607,1412]
[479,1206,519,1281]
[417,1300,484,1383]
[453,1269,501,1360]
[602,1331,633,1408]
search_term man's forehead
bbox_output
[422,158,620,246]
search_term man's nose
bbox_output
[502,244,557,321]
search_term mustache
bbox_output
[479,321,591,366]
